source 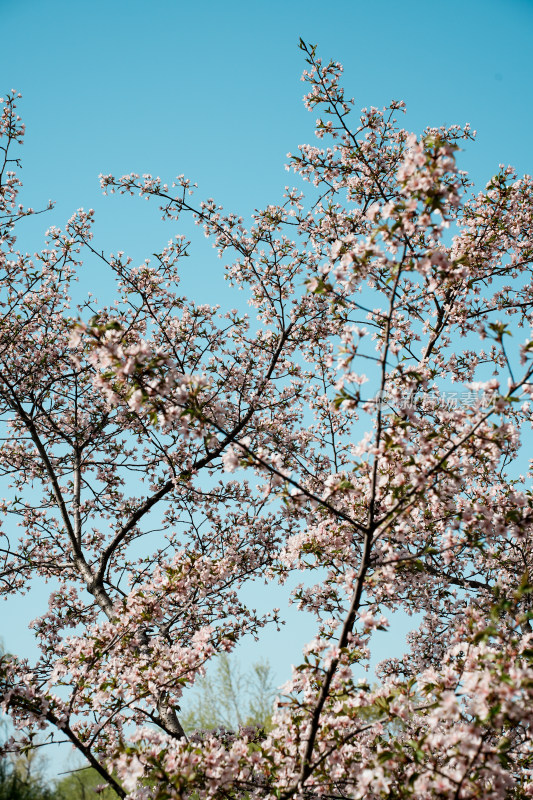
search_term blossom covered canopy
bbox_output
[1,41,533,799]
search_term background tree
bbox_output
[0,697,56,800]
[54,767,118,800]
[180,653,276,733]
[1,38,533,800]
[0,759,58,800]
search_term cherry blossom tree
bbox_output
[2,39,533,798]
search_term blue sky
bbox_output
[1,0,533,778]
[3,0,533,282]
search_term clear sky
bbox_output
[1,0,533,779]
[2,0,533,283]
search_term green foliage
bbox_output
[0,688,59,800]
[55,767,119,800]
[181,653,277,733]
[0,756,57,800]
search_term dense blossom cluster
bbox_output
[1,40,533,798]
